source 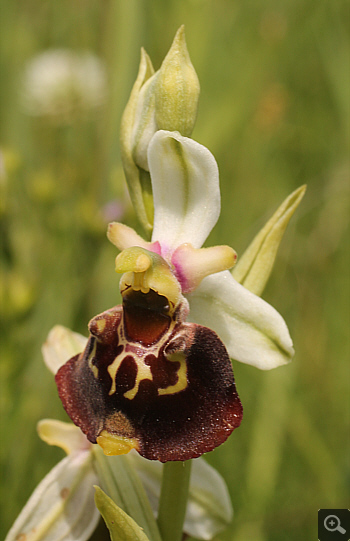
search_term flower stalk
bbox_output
[157,460,193,541]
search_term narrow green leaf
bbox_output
[92,447,161,541]
[232,185,306,296]
[94,486,150,541]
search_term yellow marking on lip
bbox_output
[95,318,106,333]
[107,353,153,398]
[124,361,153,399]
[107,316,181,399]
[97,430,139,456]
[88,340,98,378]
[107,356,125,395]
[158,352,188,396]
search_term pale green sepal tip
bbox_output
[120,48,154,235]
[94,486,151,541]
[155,25,200,137]
[232,185,306,296]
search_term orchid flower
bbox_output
[48,25,297,465]
[53,128,295,463]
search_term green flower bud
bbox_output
[155,25,200,136]
[120,26,200,236]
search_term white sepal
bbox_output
[42,325,87,375]
[149,131,220,252]
[5,451,100,541]
[184,458,233,540]
[187,271,294,369]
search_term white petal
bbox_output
[127,452,232,540]
[171,243,236,293]
[149,131,220,252]
[187,271,294,369]
[5,451,100,541]
[42,325,88,375]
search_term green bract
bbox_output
[232,185,306,296]
[94,486,151,541]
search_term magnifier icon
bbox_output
[324,514,346,534]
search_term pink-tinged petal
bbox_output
[187,271,294,370]
[172,243,236,293]
[148,131,220,252]
[55,298,242,462]
[107,222,161,254]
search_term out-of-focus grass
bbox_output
[1,1,349,540]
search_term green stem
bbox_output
[157,460,192,541]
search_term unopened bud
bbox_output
[155,25,200,136]
[120,27,200,235]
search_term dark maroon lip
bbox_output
[55,301,243,462]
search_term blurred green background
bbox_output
[1,1,349,540]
